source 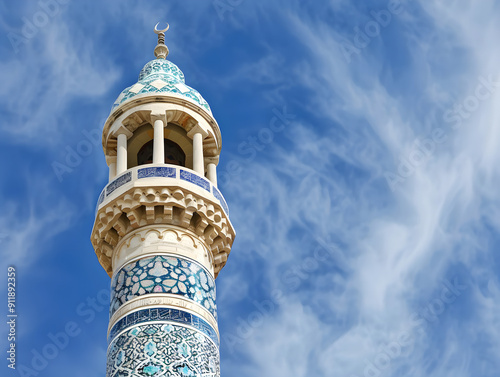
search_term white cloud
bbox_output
[2,0,499,375]
[0,181,76,270]
[0,18,121,145]
[219,0,500,376]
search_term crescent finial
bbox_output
[153,22,170,59]
[154,22,170,34]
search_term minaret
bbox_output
[91,24,235,377]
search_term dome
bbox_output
[112,59,212,114]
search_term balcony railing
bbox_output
[95,164,229,217]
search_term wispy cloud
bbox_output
[218,0,500,376]
[1,0,499,376]
[1,20,120,145]
[0,173,76,270]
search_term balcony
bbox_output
[96,164,229,217]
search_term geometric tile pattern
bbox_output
[108,307,219,346]
[150,79,168,90]
[174,82,190,94]
[138,59,185,82]
[110,256,217,319]
[180,170,211,192]
[129,83,145,94]
[107,322,219,377]
[112,59,212,114]
[138,166,176,179]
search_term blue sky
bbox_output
[1,0,500,376]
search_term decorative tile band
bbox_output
[138,59,186,82]
[109,295,218,334]
[112,59,212,115]
[212,186,229,215]
[109,307,218,346]
[138,166,176,179]
[110,255,217,319]
[95,188,106,216]
[107,322,219,377]
[180,169,211,192]
[97,189,105,206]
[106,172,132,195]
[96,167,231,225]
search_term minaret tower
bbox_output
[91,24,235,377]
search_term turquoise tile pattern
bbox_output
[107,322,219,377]
[112,59,212,114]
[110,255,217,319]
[108,307,219,346]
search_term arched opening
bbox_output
[137,139,186,167]
[126,123,193,169]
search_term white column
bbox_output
[193,132,204,175]
[187,123,208,176]
[109,162,117,181]
[116,133,128,175]
[153,119,165,164]
[207,163,217,186]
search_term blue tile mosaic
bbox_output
[110,255,217,319]
[112,59,212,114]
[97,189,106,206]
[106,172,132,195]
[107,322,219,377]
[180,170,211,192]
[212,186,229,215]
[95,188,106,217]
[138,166,176,179]
[109,307,218,346]
[138,59,185,82]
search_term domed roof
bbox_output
[112,59,212,114]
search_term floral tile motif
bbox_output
[110,256,217,319]
[138,59,185,82]
[108,307,219,346]
[107,323,219,377]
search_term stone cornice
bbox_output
[91,178,234,278]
